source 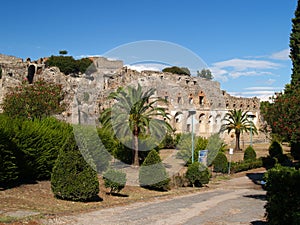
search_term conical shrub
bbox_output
[212,152,228,173]
[139,150,170,191]
[243,146,257,162]
[51,134,99,201]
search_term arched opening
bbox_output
[27,65,35,84]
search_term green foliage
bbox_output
[51,134,99,202]
[212,152,228,173]
[262,156,277,170]
[100,84,171,166]
[73,125,111,173]
[59,50,68,55]
[46,55,95,75]
[290,0,300,88]
[197,69,213,80]
[162,66,191,75]
[103,169,126,194]
[268,141,283,158]
[14,117,72,180]
[221,109,257,151]
[243,146,257,162]
[230,158,263,173]
[264,165,300,225]
[176,134,208,163]
[139,150,170,191]
[0,116,19,187]
[185,162,210,187]
[2,79,65,119]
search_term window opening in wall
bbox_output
[233,103,236,108]
[226,103,229,108]
[187,124,191,132]
[189,97,193,104]
[165,96,169,101]
[177,96,182,104]
[199,96,204,105]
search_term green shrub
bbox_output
[262,156,277,170]
[103,169,126,194]
[264,165,300,225]
[14,117,72,180]
[268,141,283,158]
[162,66,190,75]
[51,134,99,201]
[139,149,170,191]
[2,79,65,119]
[185,162,210,187]
[243,146,257,162]
[0,123,19,187]
[46,55,96,75]
[212,152,228,173]
[230,158,263,173]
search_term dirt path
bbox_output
[42,169,267,225]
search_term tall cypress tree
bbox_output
[290,0,300,88]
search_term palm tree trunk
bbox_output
[133,127,139,167]
[235,130,241,151]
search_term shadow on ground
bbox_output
[246,172,265,186]
[251,220,268,225]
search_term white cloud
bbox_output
[212,58,280,71]
[125,63,165,72]
[269,48,290,60]
[229,71,273,78]
[244,86,282,91]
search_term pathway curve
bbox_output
[43,170,267,225]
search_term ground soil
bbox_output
[0,143,280,225]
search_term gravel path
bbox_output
[43,170,267,225]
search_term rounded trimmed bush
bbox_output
[139,149,170,191]
[103,169,126,194]
[212,152,228,173]
[51,135,99,201]
[185,162,210,187]
[243,146,257,162]
[268,141,283,158]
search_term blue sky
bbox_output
[0,0,297,101]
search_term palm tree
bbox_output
[100,84,172,166]
[220,109,257,151]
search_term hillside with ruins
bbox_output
[0,54,266,144]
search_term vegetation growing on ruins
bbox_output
[162,66,191,75]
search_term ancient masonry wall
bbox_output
[0,55,267,145]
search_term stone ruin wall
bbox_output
[0,55,267,146]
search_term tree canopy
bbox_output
[162,66,191,76]
[197,69,213,80]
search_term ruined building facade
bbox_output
[0,54,266,145]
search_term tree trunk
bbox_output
[133,126,139,167]
[235,130,241,151]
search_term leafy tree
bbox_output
[261,1,300,158]
[268,141,283,158]
[197,69,213,80]
[100,84,172,166]
[162,66,191,76]
[290,0,300,88]
[59,50,68,55]
[139,149,170,191]
[2,79,65,119]
[220,109,257,151]
[51,134,99,201]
